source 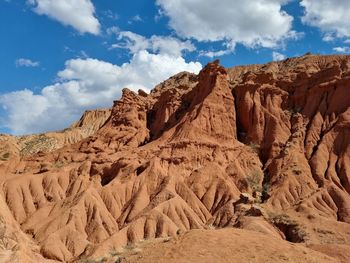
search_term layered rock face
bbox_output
[0,108,111,158]
[1,55,350,262]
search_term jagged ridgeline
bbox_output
[0,54,350,262]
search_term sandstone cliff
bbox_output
[1,55,350,262]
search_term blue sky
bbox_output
[1,0,350,135]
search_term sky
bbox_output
[1,0,350,135]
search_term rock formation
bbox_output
[1,54,350,262]
[0,108,111,158]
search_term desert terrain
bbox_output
[1,54,350,262]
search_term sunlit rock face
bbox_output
[1,55,350,263]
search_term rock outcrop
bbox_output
[1,54,350,262]
[0,108,111,158]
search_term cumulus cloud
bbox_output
[27,0,100,35]
[333,46,350,53]
[301,0,350,39]
[156,0,296,50]
[0,53,201,135]
[15,58,40,67]
[112,31,196,57]
[272,51,286,61]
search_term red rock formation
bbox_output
[1,55,350,262]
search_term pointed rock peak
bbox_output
[112,88,149,109]
[188,61,229,107]
[167,60,237,144]
[120,88,138,102]
[71,109,111,129]
[198,60,227,80]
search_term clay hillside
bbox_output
[1,54,350,263]
[0,108,111,159]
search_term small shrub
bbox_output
[292,169,302,175]
[109,250,121,257]
[246,171,262,193]
[53,161,64,168]
[175,100,191,120]
[115,257,125,263]
[286,106,302,117]
[267,212,307,243]
[124,243,136,250]
[248,142,260,153]
[0,152,10,161]
[268,212,295,225]
[261,182,270,200]
[314,228,335,235]
[79,258,107,263]
[0,216,19,251]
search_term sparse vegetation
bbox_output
[79,258,107,263]
[292,169,302,175]
[246,170,262,193]
[248,142,260,153]
[115,257,125,263]
[175,100,191,120]
[0,152,10,161]
[314,228,335,235]
[207,224,216,230]
[79,250,125,263]
[53,161,64,168]
[267,212,295,225]
[20,135,56,155]
[261,182,270,201]
[0,216,19,252]
[267,212,307,243]
[124,243,137,251]
[290,163,302,175]
[109,250,122,257]
[286,106,302,117]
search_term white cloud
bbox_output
[106,26,120,36]
[154,8,165,22]
[272,51,286,61]
[322,33,335,42]
[156,0,296,49]
[0,53,201,135]
[28,0,100,35]
[128,14,143,24]
[199,41,236,58]
[132,15,142,22]
[301,0,350,39]
[112,31,149,54]
[15,58,40,67]
[333,46,350,53]
[103,10,119,21]
[199,49,232,58]
[112,31,196,57]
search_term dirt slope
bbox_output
[121,228,337,263]
[0,55,350,262]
